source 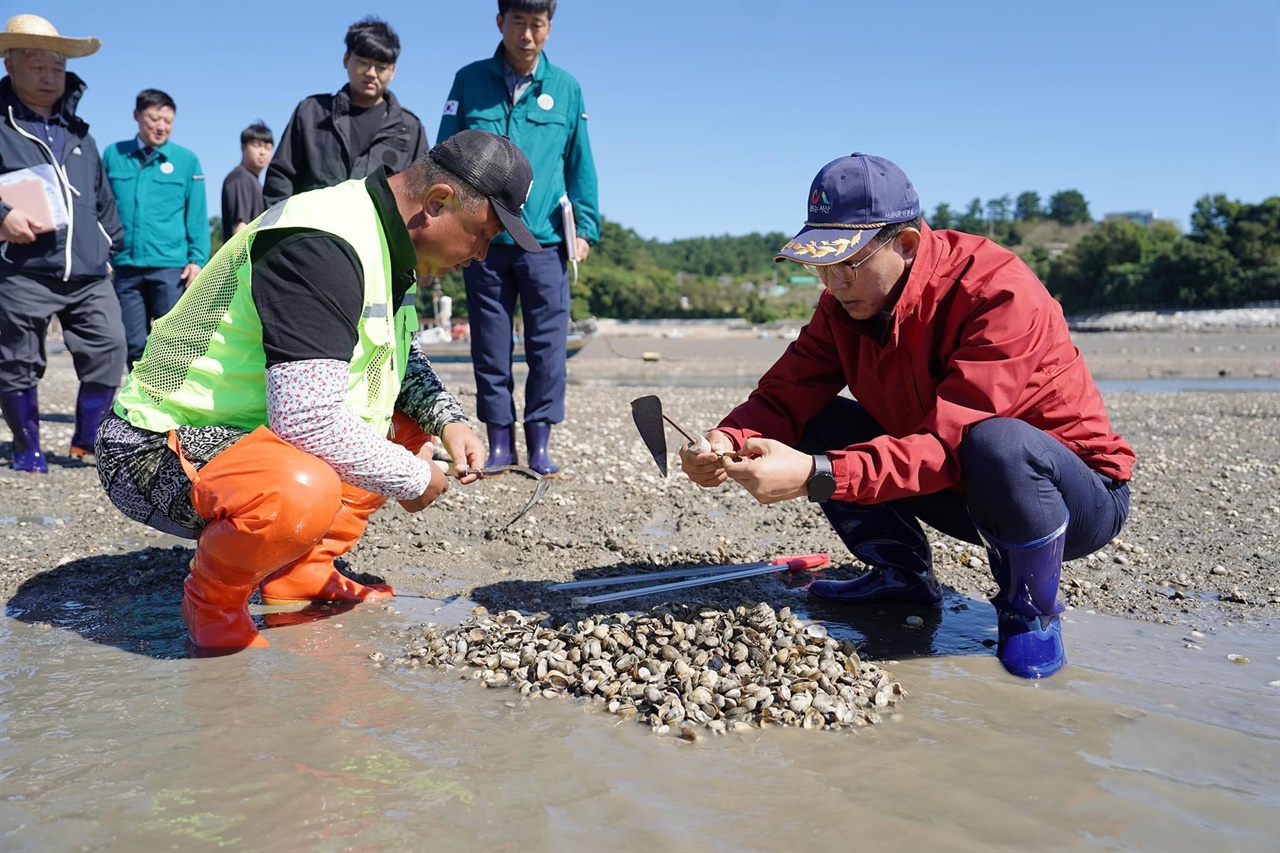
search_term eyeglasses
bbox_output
[352,57,394,76]
[803,235,894,284]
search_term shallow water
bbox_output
[3,585,1277,852]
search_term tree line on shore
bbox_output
[211,190,1279,323]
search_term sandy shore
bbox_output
[2,326,1277,640]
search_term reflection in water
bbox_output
[2,585,1277,851]
[802,593,993,661]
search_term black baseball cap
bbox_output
[428,130,542,253]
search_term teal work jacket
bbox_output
[438,46,599,248]
[102,137,210,268]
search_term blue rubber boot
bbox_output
[484,424,517,471]
[976,517,1069,679]
[808,502,942,606]
[70,383,116,459]
[524,421,560,477]
[1,387,48,473]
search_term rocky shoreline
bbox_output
[1066,305,1280,333]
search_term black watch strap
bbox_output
[806,453,836,502]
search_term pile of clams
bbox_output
[386,602,906,734]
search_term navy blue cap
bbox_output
[776,153,920,265]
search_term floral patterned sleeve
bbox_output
[396,344,470,435]
[266,358,434,500]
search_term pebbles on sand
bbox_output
[387,602,904,734]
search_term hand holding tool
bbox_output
[630,395,737,477]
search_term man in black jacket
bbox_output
[263,17,429,206]
[0,13,125,473]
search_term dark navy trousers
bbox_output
[113,265,184,366]
[462,243,569,426]
[798,398,1130,558]
[0,271,126,393]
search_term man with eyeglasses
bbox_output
[263,17,429,205]
[680,153,1134,681]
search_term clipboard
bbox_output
[0,166,66,233]
[558,194,578,283]
[0,178,56,234]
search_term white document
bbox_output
[0,164,69,231]
[558,194,578,283]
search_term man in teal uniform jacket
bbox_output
[104,88,209,366]
[438,0,599,476]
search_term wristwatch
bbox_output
[806,454,837,503]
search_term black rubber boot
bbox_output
[807,501,942,606]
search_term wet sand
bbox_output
[2,326,1279,850]
[2,584,1276,851]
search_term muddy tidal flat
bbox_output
[5,326,1277,631]
[2,324,1278,852]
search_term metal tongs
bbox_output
[550,553,830,607]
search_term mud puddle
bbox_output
[2,589,1277,852]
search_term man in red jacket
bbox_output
[681,153,1134,679]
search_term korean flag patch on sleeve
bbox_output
[442,100,459,116]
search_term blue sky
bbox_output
[26,0,1280,240]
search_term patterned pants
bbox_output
[95,413,247,538]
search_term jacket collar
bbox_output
[487,43,551,82]
[333,83,403,118]
[364,166,417,293]
[823,223,943,347]
[0,71,88,126]
[889,222,941,319]
[132,135,173,159]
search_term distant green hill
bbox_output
[354,190,1278,323]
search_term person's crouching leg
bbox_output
[259,412,429,605]
[807,502,943,607]
[258,483,393,605]
[184,428,342,650]
[974,517,1069,679]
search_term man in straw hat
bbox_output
[681,153,1134,680]
[0,14,125,473]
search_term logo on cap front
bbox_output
[809,188,830,214]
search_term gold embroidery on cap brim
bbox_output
[777,232,863,259]
[801,221,889,229]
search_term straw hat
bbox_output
[0,14,100,58]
